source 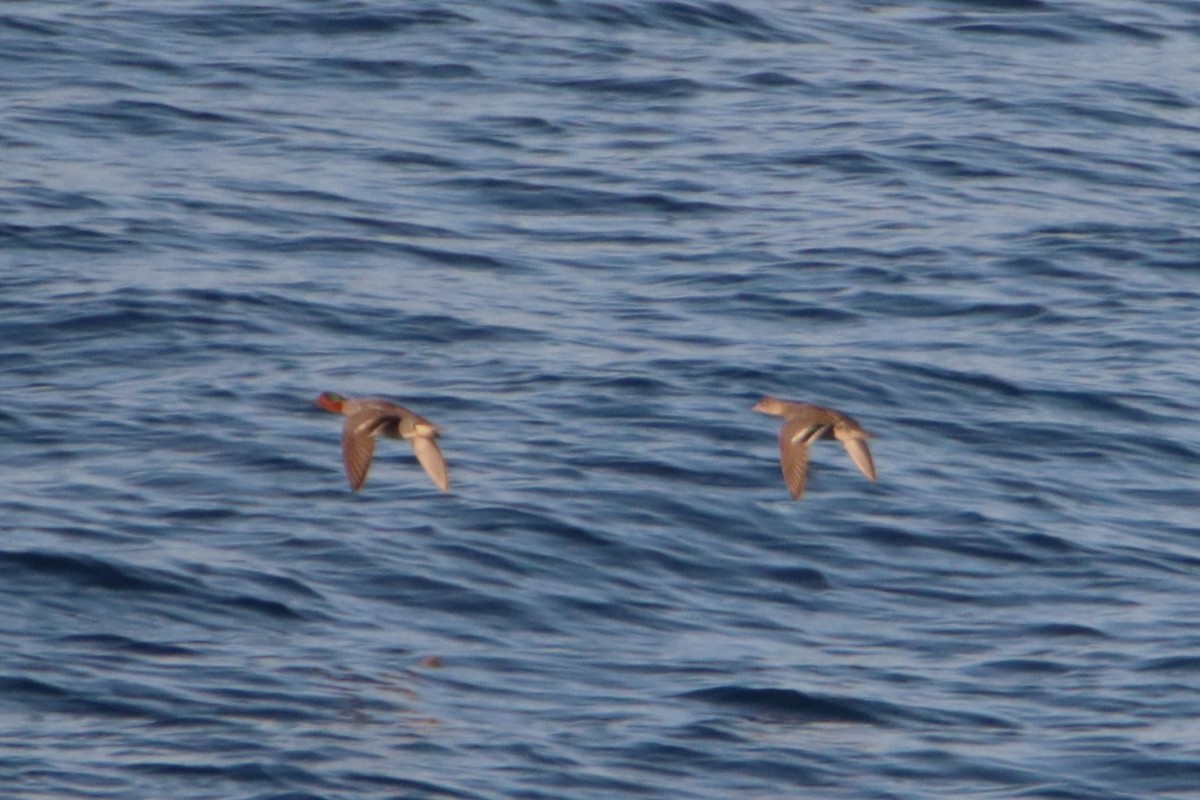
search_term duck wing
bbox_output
[778,419,828,500]
[342,410,396,491]
[840,436,877,482]
[411,435,449,492]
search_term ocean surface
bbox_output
[3,1,1199,798]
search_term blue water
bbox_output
[3,2,1200,798]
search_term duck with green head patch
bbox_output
[316,392,449,493]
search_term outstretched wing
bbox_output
[342,410,393,491]
[411,436,450,492]
[778,419,828,500]
[841,437,877,482]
